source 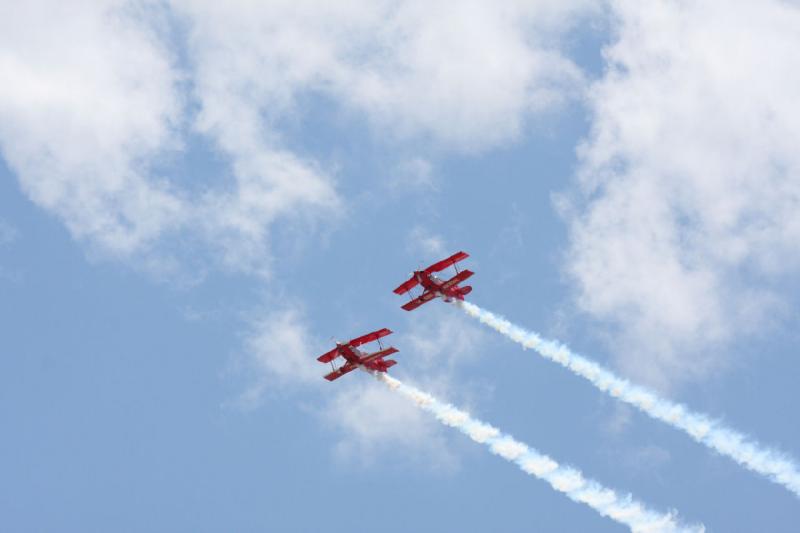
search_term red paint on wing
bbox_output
[348,328,393,347]
[425,251,469,273]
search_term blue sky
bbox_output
[2,1,800,531]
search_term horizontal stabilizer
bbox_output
[364,358,397,372]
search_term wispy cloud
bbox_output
[0,2,340,278]
[238,307,323,407]
[173,0,594,152]
[562,0,800,385]
[2,1,599,280]
[237,303,469,468]
[326,379,458,470]
[0,219,17,246]
[402,306,489,372]
[389,158,437,193]
[405,226,447,259]
[0,1,185,259]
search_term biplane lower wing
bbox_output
[425,251,469,274]
[324,362,358,381]
[401,290,437,311]
[441,269,474,290]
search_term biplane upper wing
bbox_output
[401,290,437,311]
[393,276,419,295]
[441,269,474,290]
[348,328,393,347]
[425,251,469,274]
[324,362,358,382]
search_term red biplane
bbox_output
[316,328,399,381]
[393,251,474,311]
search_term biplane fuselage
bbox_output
[394,251,474,311]
[316,328,398,381]
[413,270,472,302]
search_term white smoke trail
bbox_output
[378,373,702,533]
[457,300,800,498]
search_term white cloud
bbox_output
[173,0,594,152]
[330,306,490,465]
[405,226,447,259]
[0,0,185,258]
[239,301,489,466]
[1,1,597,276]
[326,379,458,469]
[564,0,800,386]
[323,302,487,464]
[238,307,323,406]
[0,1,341,277]
[196,149,341,277]
[238,307,457,467]
[403,306,489,372]
[389,158,437,193]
